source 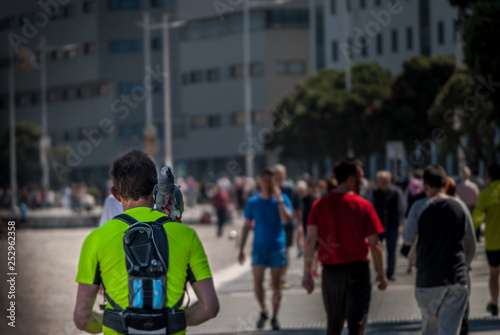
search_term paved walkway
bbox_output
[0,212,499,335]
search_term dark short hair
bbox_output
[110,150,157,201]
[261,168,275,177]
[333,158,362,184]
[423,165,447,189]
[489,164,500,181]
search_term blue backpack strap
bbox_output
[113,213,138,226]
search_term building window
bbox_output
[0,58,10,69]
[252,110,265,124]
[78,86,90,98]
[251,62,264,76]
[108,0,141,10]
[190,70,203,84]
[190,116,206,129]
[64,5,77,17]
[47,91,58,103]
[119,124,143,138]
[63,88,77,100]
[83,1,97,13]
[65,46,78,59]
[208,115,221,128]
[84,42,97,54]
[346,0,351,11]
[230,64,244,78]
[406,27,413,50]
[276,61,306,75]
[330,0,336,14]
[391,29,398,53]
[231,112,245,126]
[206,68,220,82]
[99,83,109,96]
[118,82,142,95]
[109,40,142,52]
[151,0,163,7]
[438,20,445,45]
[360,37,367,57]
[376,33,383,55]
[360,0,366,9]
[52,49,64,61]
[152,38,162,50]
[331,41,338,62]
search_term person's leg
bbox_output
[386,227,399,279]
[489,266,500,305]
[252,265,267,313]
[270,267,283,319]
[216,208,223,237]
[322,266,347,335]
[281,225,294,288]
[345,263,371,335]
[415,287,441,335]
[437,284,468,335]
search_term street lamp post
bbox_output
[38,37,77,189]
[138,15,185,167]
[243,0,253,179]
[8,45,17,210]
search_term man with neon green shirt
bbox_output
[73,150,219,334]
[473,164,500,317]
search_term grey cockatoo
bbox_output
[153,166,184,222]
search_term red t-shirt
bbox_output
[308,192,384,265]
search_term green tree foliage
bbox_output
[267,62,391,169]
[0,122,42,188]
[450,0,500,110]
[429,67,498,167]
[367,55,456,153]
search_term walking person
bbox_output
[73,150,219,334]
[472,164,500,316]
[369,171,406,281]
[211,184,229,237]
[302,158,388,335]
[238,168,293,330]
[274,164,303,289]
[403,165,476,335]
[457,166,480,241]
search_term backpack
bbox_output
[102,213,186,335]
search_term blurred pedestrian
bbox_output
[368,171,406,281]
[295,180,308,258]
[403,165,476,334]
[211,184,229,237]
[446,177,457,197]
[302,179,321,277]
[238,168,292,330]
[303,158,387,335]
[406,169,426,217]
[99,192,123,227]
[472,164,500,317]
[457,166,480,241]
[274,164,303,289]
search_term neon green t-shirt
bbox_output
[76,207,212,335]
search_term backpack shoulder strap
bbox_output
[101,283,124,312]
[113,213,138,226]
[154,216,171,225]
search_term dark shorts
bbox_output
[486,250,500,267]
[252,247,288,268]
[284,224,294,248]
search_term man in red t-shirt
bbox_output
[302,158,388,335]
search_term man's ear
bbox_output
[111,186,122,203]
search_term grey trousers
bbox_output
[415,284,469,335]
